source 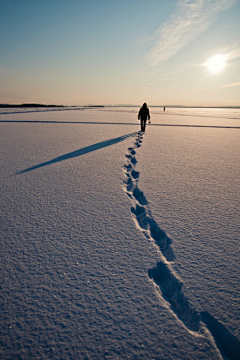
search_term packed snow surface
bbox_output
[1,107,240,359]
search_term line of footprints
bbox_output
[122,131,240,360]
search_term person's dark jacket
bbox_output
[138,104,150,121]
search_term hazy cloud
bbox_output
[149,0,237,65]
[222,81,240,88]
[227,47,240,61]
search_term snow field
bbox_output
[0,108,239,359]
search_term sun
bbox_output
[205,54,227,74]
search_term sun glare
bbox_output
[205,54,227,74]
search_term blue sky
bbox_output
[1,0,240,106]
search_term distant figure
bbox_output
[163,106,165,112]
[138,103,150,132]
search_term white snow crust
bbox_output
[1,108,240,360]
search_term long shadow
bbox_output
[16,132,138,174]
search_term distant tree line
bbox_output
[0,103,65,108]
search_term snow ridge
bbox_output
[122,131,240,360]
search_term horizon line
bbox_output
[1,103,240,109]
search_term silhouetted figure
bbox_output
[163,106,165,112]
[138,103,150,132]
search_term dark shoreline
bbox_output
[0,104,65,108]
[0,104,104,108]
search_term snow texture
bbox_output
[1,107,240,359]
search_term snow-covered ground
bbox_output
[1,107,240,360]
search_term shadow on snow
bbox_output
[16,132,138,174]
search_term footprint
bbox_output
[132,188,148,206]
[125,154,132,159]
[148,262,200,333]
[130,157,137,165]
[131,169,139,180]
[131,205,148,230]
[149,218,172,251]
[123,163,132,172]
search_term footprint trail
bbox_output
[122,131,240,360]
[123,133,175,262]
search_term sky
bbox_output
[1,0,240,107]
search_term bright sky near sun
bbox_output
[1,0,240,106]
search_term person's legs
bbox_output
[142,119,146,132]
[141,118,144,131]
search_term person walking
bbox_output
[138,103,150,132]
